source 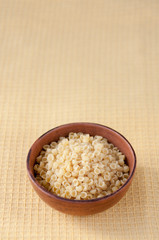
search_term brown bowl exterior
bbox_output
[27,123,136,216]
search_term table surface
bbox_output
[0,0,159,239]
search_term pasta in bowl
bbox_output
[27,123,136,215]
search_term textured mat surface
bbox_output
[0,0,159,239]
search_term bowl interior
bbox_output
[27,123,136,188]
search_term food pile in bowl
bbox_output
[34,132,129,200]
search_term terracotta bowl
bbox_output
[27,122,136,216]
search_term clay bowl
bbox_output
[27,122,136,216]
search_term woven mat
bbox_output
[0,0,159,239]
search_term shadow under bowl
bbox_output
[27,122,136,215]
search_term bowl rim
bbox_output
[27,122,136,203]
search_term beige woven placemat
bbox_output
[0,0,159,239]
